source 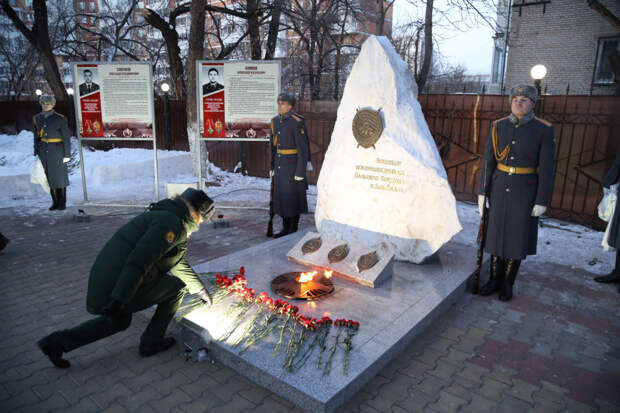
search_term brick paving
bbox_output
[0,204,619,413]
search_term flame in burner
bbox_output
[324,270,333,279]
[298,270,318,283]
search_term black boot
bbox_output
[289,215,300,234]
[48,189,58,211]
[273,217,291,238]
[479,255,505,296]
[0,232,8,252]
[594,251,620,283]
[37,333,70,368]
[139,337,176,357]
[57,188,66,210]
[499,259,521,301]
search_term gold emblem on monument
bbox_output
[301,237,322,255]
[328,244,349,263]
[357,251,379,272]
[352,108,383,149]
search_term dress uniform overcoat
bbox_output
[478,114,556,259]
[269,111,309,218]
[55,198,205,351]
[33,111,71,189]
[602,148,620,249]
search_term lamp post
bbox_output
[35,89,42,97]
[530,64,547,96]
[66,87,76,133]
[161,83,171,150]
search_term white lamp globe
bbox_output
[530,64,547,80]
[67,87,74,95]
[161,83,170,93]
[35,89,43,96]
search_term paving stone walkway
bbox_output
[0,205,618,413]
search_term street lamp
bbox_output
[67,87,74,96]
[35,89,42,96]
[161,83,171,150]
[530,64,547,96]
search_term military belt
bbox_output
[41,138,62,143]
[497,163,537,174]
[277,149,298,155]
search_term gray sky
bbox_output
[392,0,495,75]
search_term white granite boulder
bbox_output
[315,35,462,263]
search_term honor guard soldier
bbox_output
[269,93,310,238]
[34,95,72,211]
[477,84,556,301]
[594,147,620,292]
[37,188,215,368]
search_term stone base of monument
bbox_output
[286,231,394,288]
[174,231,477,413]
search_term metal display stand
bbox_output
[72,62,159,205]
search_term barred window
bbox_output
[593,36,619,85]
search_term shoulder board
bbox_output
[56,113,65,118]
[534,117,552,127]
[496,116,510,123]
[291,114,302,122]
[293,112,304,119]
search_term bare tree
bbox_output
[375,0,394,36]
[1,0,70,102]
[281,0,363,100]
[0,23,39,99]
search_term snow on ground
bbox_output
[0,131,614,275]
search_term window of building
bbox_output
[81,16,88,24]
[79,1,85,9]
[593,36,619,85]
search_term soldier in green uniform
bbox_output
[477,84,556,301]
[269,94,310,238]
[37,188,215,368]
[33,95,71,210]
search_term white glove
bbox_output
[269,170,274,178]
[63,157,70,163]
[294,176,304,181]
[531,204,546,217]
[603,187,611,196]
[477,195,489,216]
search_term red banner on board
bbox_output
[203,90,226,138]
[80,91,103,137]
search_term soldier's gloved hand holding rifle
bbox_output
[477,195,490,216]
[531,205,546,217]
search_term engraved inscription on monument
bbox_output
[353,157,406,193]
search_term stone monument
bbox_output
[315,36,462,263]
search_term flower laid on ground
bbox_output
[315,316,333,370]
[176,266,361,376]
[342,319,360,376]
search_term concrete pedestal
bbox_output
[176,230,476,413]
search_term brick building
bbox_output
[503,0,619,95]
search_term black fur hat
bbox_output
[180,188,214,219]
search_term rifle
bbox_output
[266,173,275,237]
[472,163,489,294]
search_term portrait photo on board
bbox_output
[79,68,100,96]
[202,66,224,96]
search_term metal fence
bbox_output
[2,93,618,229]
